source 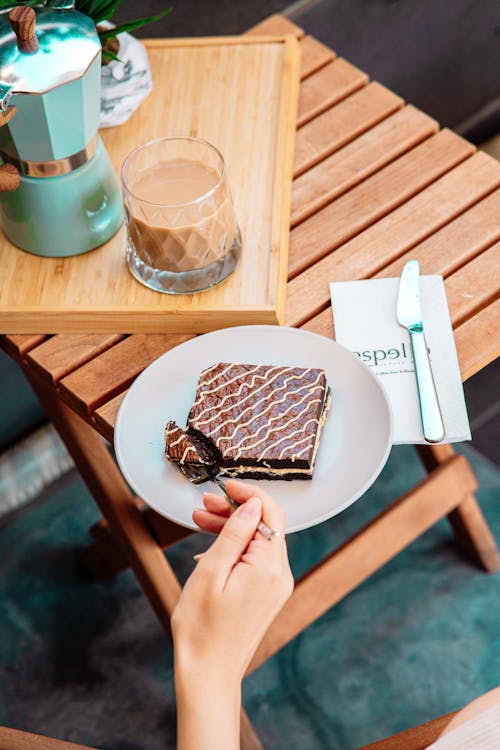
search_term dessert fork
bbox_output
[179,463,278,539]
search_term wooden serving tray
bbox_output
[0,36,300,333]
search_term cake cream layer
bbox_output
[188,362,329,472]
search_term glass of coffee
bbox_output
[121,136,242,294]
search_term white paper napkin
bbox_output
[427,704,500,749]
[330,277,471,444]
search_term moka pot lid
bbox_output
[0,3,100,101]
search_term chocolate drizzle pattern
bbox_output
[188,363,329,470]
[164,421,216,466]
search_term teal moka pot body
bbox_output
[0,4,123,256]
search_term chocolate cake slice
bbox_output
[164,420,218,469]
[187,363,330,480]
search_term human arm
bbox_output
[171,481,293,750]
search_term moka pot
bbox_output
[0,2,123,257]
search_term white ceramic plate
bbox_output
[114,326,393,533]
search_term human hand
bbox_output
[171,480,294,685]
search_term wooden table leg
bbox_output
[23,366,181,631]
[21,367,263,750]
[356,711,457,750]
[81,510,193,580]
[0,726,96,750]
[247,454,478,673]
[417,444,500,573]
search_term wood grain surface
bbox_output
[286,149,500,324]
[289,129,475,279]
[291,105,438,225]
[26,334,125,385]
[295,81,401,175]
[297,57,368,126]
[0,36,301,333]
[58,334,189,416]
[2,18,499,416]
[356,712,457,750]
[298,35,335,78]
[0,725,95,750]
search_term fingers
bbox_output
[197,496,263,583]
[192,492,232,534]
[225,479,286,536]
[224,479,263,504]
[193,481,288,578]
[193,507,225,534]
[202,491,231,517]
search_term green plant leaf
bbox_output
[76,0,125,23]
[101,48,122,64]
[94,0,126,24]
[75,0,110,19]
[97,7,172,40]
[74,0,96,15]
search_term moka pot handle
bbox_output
[0,103,19,192]
[9,6,39,55]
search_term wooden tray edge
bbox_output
[270,35,301,324]
[143,35,300,48]
[0,306,279,334]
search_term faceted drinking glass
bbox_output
[121,136,242,294]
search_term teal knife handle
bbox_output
[409,327,445,443]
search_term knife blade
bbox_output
[397,260,445,443]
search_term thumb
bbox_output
[201,496,262,582]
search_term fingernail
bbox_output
[193,553,204,561]
[258,524,273,539]
[194,507,208,513]
[237,496,261,517]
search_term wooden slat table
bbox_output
[2,15,500,749]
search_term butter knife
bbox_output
[396,260,445,443]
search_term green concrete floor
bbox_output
[1,444,499,749]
